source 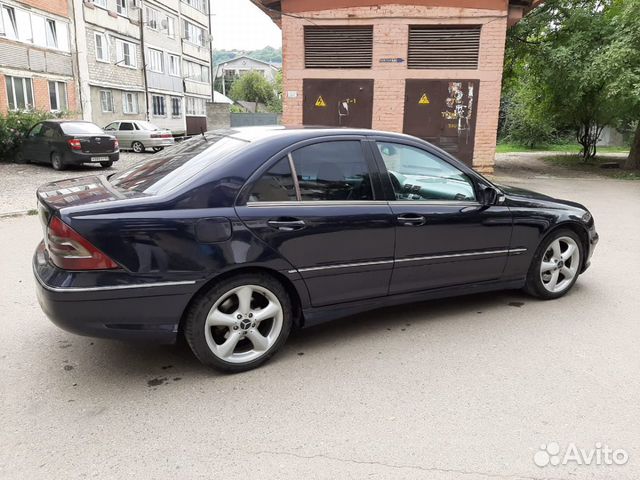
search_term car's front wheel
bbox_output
[51,152,65,171]
[152,147,164,153]
[100,161,113,168]
[184,273,293,372]
[131,141,145,153]
[525,229,583,299]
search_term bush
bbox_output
[0,110,66,162]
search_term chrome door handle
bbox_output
[267,219,306,231]
[397,214,426,226]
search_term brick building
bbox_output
[0,0,78,115]
[251,0,537,173]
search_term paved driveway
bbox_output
[0,165,639,479]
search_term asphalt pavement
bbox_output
[0,164,639,479]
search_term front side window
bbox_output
[100,90,114,112]
[5,76,34,111]
[28,123,44,137]
[104,122,118,131]
[48,81,67,111]
[376,142,476,202]
[122,92,139,114]
[291,141,373,202]
[249,157,297,202]
[152,95,166,116]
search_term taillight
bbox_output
[150,133,172,138]
[46,217,118,270]
[67,139,82,150]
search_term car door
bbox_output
[104,122,120,143]
[21,123,44,162]
[118,122,135,148]
[371,139,513,295]
[235,138,395,307]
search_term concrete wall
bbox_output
[206,103,231,130]
[280,4,509,173]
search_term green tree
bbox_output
[504,0,639,163]
[229,71,276,112]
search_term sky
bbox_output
[210,0,282,50]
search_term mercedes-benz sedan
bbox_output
[33,127,598,372]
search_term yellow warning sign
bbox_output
[315,96,327,108]
[418,93,430,105]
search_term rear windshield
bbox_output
[109,133,248,194]
[60,122,105,135]
[136,121,160,131]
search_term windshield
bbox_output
[136,121,160,131]
[109,134,248,194]
[61,122,105,135]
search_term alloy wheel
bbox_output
[132,141,144,153]
[204,285,283,364]
[540,236,580,293]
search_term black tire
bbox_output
[524,228,583,300]
[15,151,28,164]
[100,161,113,168]
[51,152,65,171]
[184,273,293,373]
[152,147,164,152]
[132,141,145,153]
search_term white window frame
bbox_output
[152,95,166,117]
[122,92,139,114]
[100,90,115,113]
[182,0,206,13]
[147,48,164,73]
[171,97,181,117]
[1,6,17,39]
[116,0,127,17]
[45,19,57,48]
[5,76,34,111]
[116,40,137,68]
[166,16,175,38]
[183,60,209,83]
[95,32,109,63]
[185,96,206,116]
[168,54,181,77]
[0,6,69,52]
[183,20,205,47]
[145,6,159,30]
[93,0,107,8]
[48,81,67,112]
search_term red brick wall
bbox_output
[281,4,509,173]
[19,0,69,18]
[0,74,78,115]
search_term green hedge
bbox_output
[0,110,67,163]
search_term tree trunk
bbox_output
[623,123,640,170]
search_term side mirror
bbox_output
[480,186,500,206]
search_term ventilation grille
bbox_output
[304,26,373,69]
[408,26,481,69]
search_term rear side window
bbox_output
[60,122,104,135]
[248,157,297,202]
[291,141,373,201]
[109,134,247,194]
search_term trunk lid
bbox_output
[36,175,140,211]
[71,134,118,154]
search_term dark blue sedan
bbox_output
[34,127,598,372]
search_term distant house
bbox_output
[214,55,280,89]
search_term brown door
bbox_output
[186,116,207,136]
[303,79,374,128]
[403,79,479,165]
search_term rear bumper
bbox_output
[145,138,175,148]
[64,151,120,165]
[33,243,196,344]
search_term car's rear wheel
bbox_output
[132,141,145,153]
[524,229,583,299]
[15,151,28,164]
[152,147,164,152]
[100,161,113,168]
[184,273,293,372]
[51,152,65,171]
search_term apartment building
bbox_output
[0,0,77,115]
[74,0,212,135]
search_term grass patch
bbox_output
[543,154,640,180]
[496,142,630,154]
[27,209,38,216]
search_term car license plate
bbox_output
[91,156,109,162]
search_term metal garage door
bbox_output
[403,79,479,166]
[303,79,374,129]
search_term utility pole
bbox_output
[139,0,151,121]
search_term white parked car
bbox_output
[104,121,175,153]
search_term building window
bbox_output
[1,6,17,39]
[0,6,68,51]
[123,92,139,114]
[166,16,175,38]
[48,81,67,111]
[145,6,159,30]
[45,19,58,48]
[168,54,181,76]
[147,48,164,73]
[183,20,205,46]
[93,0,107,8]
[171,97,181,117]
[116,0,127,17]
[304,26,373,69]
[182,0,206,13]
[95,33,109,62]
[152,95,166,116]
[5,76,34,111]
[185,96,206,116]
[183,60,209,82]
[100,90,114,112]
[116,40,137,68]
[408,26,481,69]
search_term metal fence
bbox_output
[230,113,281,127]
